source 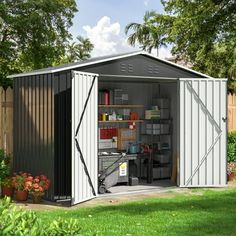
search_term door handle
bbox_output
[222,117,227,122]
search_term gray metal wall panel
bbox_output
[13,74,55,200]
[179,78,227,187]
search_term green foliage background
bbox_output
[0,0,78,88]
[126,0,236,93]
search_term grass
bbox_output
[37,188,236,236]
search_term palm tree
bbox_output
[65,36,94,63]
[67,42,80,62]
[125,11,166,56]
[76,36,94,60]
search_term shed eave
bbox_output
[8,50,213,79]
[141,51,213,79]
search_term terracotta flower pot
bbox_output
[227,173,235,182]
[31,193,44,204]
[1,185,14,197]
[15,190,28,201]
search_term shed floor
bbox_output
[107,179,174,195]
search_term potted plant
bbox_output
[25,175,50,203]
[227,162,236,181]
[12,172,31,201]
[0,150,13,197]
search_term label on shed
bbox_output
[119,162,127,176]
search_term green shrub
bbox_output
[0,197,43,236]
[0,149,11,184]
[228,131,236,162]
[0,198,83,236]
[47,218,82,236]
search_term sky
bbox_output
[70,0,172,58]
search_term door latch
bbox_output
[222,117,227,122]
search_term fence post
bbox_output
[0,87,13,154]
[228,94,236,132]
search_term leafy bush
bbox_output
[0,197,43,236]
[47,218,82,236]
[0,149,11,184]
[0,198,83,236]
[228,131,236,162]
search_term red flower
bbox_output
[34,178,40,183]
[38,186,44,192]
[33,183,39,189]
[40,175,47,180]
[26,176,34,181]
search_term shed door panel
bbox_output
[179,79,227,187]
[71,71,98,205]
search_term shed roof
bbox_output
[8,51,211,78]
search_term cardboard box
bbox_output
[145,110,160,119]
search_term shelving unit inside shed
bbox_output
[97,81,175,190]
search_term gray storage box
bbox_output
[146,129,160,135]
[154,154,171,164]
[161,124,170,134]
[146,124,161,129]
[129,177,139,186]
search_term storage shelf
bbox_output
[98,120,144,123]
[143,118,172,121]
[98,104,144,108]
[141,133,171,136]
[153,163,172,166]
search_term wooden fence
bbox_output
[0,87,13,154]
[228,93,236,132]
[0,88,235,155]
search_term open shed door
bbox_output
[71,71,98,205]
[178,78,227,187]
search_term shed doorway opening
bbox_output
[97,76,178,195]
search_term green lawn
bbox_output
[37,188,236,236]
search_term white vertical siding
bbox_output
[71,71,98,205]
[179,78,227,187]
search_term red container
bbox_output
[104,92,109,105]
[15,190,28,201]
[1,185,14,197]
[100,128,117,139]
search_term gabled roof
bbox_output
[8,51,212,78]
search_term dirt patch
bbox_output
[13,183,236,211]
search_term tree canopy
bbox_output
[126,0,236,93]
[61,36,94,63]
[0,0,78,88]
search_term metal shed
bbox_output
[9,51,227,205]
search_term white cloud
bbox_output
[149,47,172,59]
[83,16,134,57]
[82,16,172,59]
[157,47,172,59]
[144,0,149,6]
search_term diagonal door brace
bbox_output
[185,81,222,133]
